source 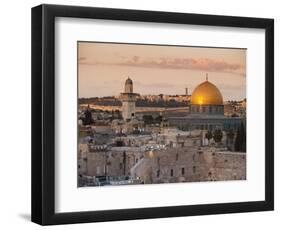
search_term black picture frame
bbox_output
[31,4,274,225]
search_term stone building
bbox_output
[78,75,246,187]
[130,146,246,184]
[113,77,144,134]
[120,77,139,121]
[78,129,246,186]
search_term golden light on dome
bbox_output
[191,80,223,105]
[198,97,203,105]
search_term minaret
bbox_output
[120,77,138,121]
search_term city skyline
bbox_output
[78,42,246,101]
[78,76,246,187]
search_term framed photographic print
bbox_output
[31,4,274,225]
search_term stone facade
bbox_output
[120,78,139,121]
[168,116,243,131]
[131,147,246,184]
[78,134,246,185]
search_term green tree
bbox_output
[154,115,163,123]
[234,122,246,152]
[240,122,246,152]
[205,130,213,144]
[142,115,154,124]
[213,129,223,143]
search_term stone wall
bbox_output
[79,144,246,184]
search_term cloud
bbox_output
[119,56,245,75]
[79,55,245,76]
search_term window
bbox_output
[181,168,185,175]
[209,107,213,113]
[202,106,206,112]
[119,162,123,170]
[157,170,160,177]
[131,113,134,117]
[176,153,179,161]
[170,169,174,177]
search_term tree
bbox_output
[205,130,213,144]
[213,129,223,143]
[83,105,94,125]
[234,122,246,152]
[143,115,154,124]
[154,115,163,123]
[240,122,246,152]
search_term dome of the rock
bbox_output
[191,80,223,105]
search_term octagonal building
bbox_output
[190,78,224,116]
[168,75,244,131]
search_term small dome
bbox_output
[125,77,133,84]
[191,80,223,105]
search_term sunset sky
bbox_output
[78,42,246,101]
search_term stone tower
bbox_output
[120,77,138,121]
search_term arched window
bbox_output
[181,168,185,175]
[157,170,160,177]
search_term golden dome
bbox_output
[191,80,223,105]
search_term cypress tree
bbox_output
[205,130,213,143]
[240,122,246,152]
[235,122,246,152]
[213,129,223,143]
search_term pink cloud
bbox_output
[79,56,245,76]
